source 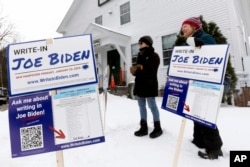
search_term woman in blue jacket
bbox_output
[181,17,223,160]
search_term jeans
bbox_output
[137,96,160,122]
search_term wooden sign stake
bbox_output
[172,118,187,167]
[56,151,64,167]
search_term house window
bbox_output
[120,2,130,25]
[95,16,102,25]
[162,33,177,66]
[131,43,139,66]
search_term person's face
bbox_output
[138,42,148,49]
[182,24,196,38]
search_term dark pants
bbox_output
[193,122,223,151]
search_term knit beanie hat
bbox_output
[139,35,153,46]
[182,17,202,30]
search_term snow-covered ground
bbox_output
[0,93,249,167]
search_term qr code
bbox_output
[166,95,179,110]
[20,124,44,151]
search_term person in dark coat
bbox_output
[181,17,223,159]
[130,35,163,138]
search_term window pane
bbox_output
[162,34,177,66]
[131,44,139,66]
[95,15,102,25]
[123,14,130,24]
[120,2,129,14]
[162,34,177,50]
[131,44,139,55]
[163,50,172,66]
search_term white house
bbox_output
[57,0,250,95]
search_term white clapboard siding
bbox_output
[58,0,250,89]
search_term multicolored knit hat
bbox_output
[182,17,202,30]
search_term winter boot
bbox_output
[134,120,148,137]
[149,121,163,138]
[198,149,223,160]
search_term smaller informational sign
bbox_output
[9,84,104,158]
[7,34,97,96]
[161,76,224,128]
[168,44,229,84]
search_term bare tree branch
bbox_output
[0,8,18,48]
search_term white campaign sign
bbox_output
[8,35,104,160]
[7,35,97,96]
[168,44,229,84]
